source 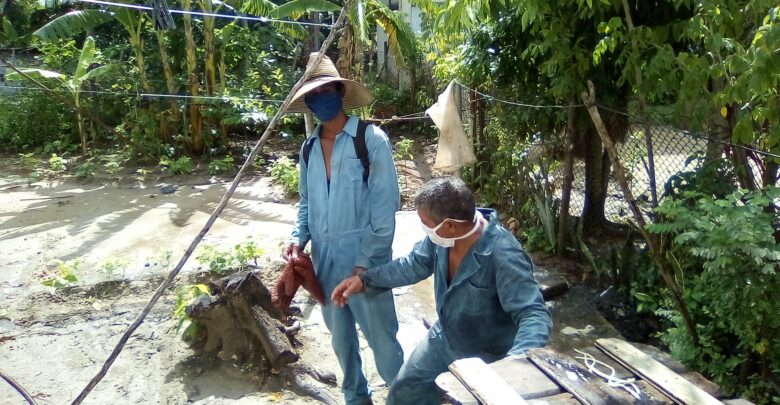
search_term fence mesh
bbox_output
[455,88,777,225]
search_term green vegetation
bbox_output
[269,156,299,196]
[196,239,263,275]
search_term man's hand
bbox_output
[284,243,300,259]
[331,275,365,307]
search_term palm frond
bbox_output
[33,10,115,42]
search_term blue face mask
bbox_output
[304,90,343,122]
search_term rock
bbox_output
[160,185,177,194]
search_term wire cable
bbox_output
[77,0,334,27]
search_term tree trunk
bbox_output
[131,31,151,92]
[156,30,177,143]
[183,0,203,154]
[582,121,609,230]
[187,271,338,404]
[76,96,87,155]
[557,106,576,256]
[201,0,216,96]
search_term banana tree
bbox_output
[8,36,114,154]
[33,8,152,92]
[270,0,417,81]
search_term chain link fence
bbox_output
[455,87,777,225]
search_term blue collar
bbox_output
[312,116,359,139]
[472,208,500,256]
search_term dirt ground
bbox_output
[0,132,442,404]
[0,130,623,404]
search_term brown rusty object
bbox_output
[272,252,325,310]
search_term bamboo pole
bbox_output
[69,3,355,403]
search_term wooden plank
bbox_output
[722,399,755,405]
[679,371,723,399]
[449,357,529,405]
[528,348,660,405]
[596,338,723,405]
[526,392,581,404]
[436,356,562,405]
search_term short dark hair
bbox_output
[414,176,475,223]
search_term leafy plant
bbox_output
[48,153,67,172]
[18,153,37,170]
[647,187,780,401]
[207,155,235,175]
[160,156,194,175]
[269,156,299,196]
[98,258,128,283]
[173,284,211,339]
[101,153,127,178]
[42,260,80,288]
[196,239,263,275]
[7,36,114,155]
[75,162,96,178]
[393,138,415,161]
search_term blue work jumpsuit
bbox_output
[361,209,553,405]
[290,116,404,405]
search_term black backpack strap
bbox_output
[353,120,370,183]
[302,136,317,166]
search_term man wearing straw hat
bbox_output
[284,53,404,405]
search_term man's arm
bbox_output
[495,249,553,355]
[332,238,437,306]
[289,141,311,250]
[353,126,400,269]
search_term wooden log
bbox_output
[528,348,665,405]
[436,355,561,405]
[596,338,723,405]
[449,357,529,405]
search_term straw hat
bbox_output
[286,53,373,113]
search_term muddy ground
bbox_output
[0,133,623,404]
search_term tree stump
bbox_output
[186,271,338,404]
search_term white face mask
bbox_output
[421,211,484,248]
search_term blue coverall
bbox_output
[361,209,553,405]
[290,116,404,405]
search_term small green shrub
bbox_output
[18,153,38,170]
[647,187,780,401]
[98,258,128,283]
[173,284,211,339]
[48,154,67,172]
[207,155,235,175]
[160,156,194,175]
[269,156,299,196]
[42,260,80,288]
[196,239,264,275]
[393,138,415,161]
[75,162,96,178]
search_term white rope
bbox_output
[573,349,641,399]
[77,0,334,27]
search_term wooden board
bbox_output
[528,348,664,405]
[449,357,529,405]
[596,338,723,405]
[525,392,581,404]
[436,355,562,405]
